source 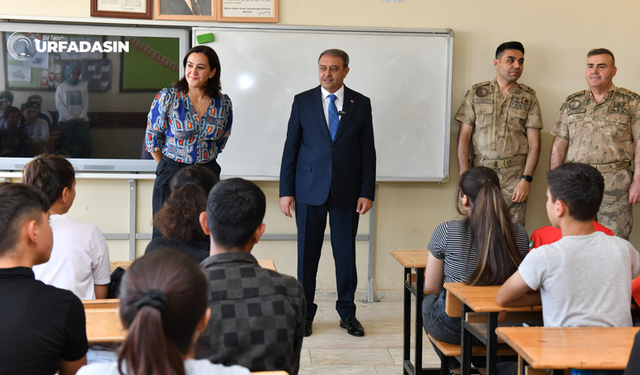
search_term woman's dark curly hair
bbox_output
[153,166,219,241]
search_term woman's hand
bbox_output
[150,151,163,163]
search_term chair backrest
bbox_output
[445,289,462,318]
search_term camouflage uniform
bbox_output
[551,84,640,239]
[455,79,543,225]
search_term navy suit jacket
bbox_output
[280,85,376,207]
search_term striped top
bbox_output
[428,220,529,283]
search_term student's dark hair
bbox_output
[319,49,350,68]
[2,106,20,120]
[456,167,523,286]
[495,41,525,59]
[174,45,221,98]
[154,166,219,241]
[22,154,75,205]
[587,48,616,66]
[0,90,14,104]
[20,100,40,112]
[206,178,265,250]
[0,183,50,257]
[27,94,43,103]
[546,163,604,221]
[117,249,208,375]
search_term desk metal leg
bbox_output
[460,303,472,375]
[415,268,425,375]
[519,356,526,375]
[403,267,411,375]
[486,312,498,375]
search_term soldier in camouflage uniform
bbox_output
[551,48,640,240]
[456,41,542,226]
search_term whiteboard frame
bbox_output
[193,24,454,182]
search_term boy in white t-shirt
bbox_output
[497,163,640,327]
[23,155,110,300]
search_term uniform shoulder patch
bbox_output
[566,90,586,101]
[618,87,640,101]
[519,83,536,95]
[471,81,491,89]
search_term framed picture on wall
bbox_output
[154,0,216,21]
[91,0,153,19]
[217,0,278,22]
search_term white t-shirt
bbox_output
[520,231,640,327]
[76,358,251,375]
[33,214,110,300]
[55,81,89,121]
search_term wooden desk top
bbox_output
[83,299,120,309]
[88,259,276,343]
[496,326,640,370]
[390,249,429,268]
[109,261,133,273]
[85,308,126,344]
[444,282,542,313]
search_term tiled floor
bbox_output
[299,296,440,375]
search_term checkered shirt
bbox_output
[196,252,305,375]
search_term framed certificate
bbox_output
[217,0,278,23]
[154,0,217,21]
[91,0,153,19]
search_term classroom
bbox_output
[2,0,640,374]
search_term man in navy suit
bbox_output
[279,49,376,337]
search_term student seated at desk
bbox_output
[0,106,29,157]
[195,178,306,375]
[23,155,111,300]
[0,184,88,375]
[422,167,529,373]
[76,249,250,375]
[498,163,640,327]
[20,100,50,155]
[145,166,219,264]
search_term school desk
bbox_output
[496,326,639,374]
[391,249,440,375]
[444,282,542,375]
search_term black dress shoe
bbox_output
[304,318,313,337]
[339,316,365,337]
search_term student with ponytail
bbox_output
[23,154,110,300]
[421,166,529,372]
[77,249,250,375]
[145,165,219,264]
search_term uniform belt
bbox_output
[472,155,527,169]
[590,161,632,173]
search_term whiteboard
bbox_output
[193,25,453,181]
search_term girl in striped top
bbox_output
[422,166,529,373]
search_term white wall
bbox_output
[4,0,640,295]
